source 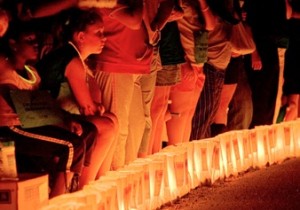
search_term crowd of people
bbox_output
[0,0,299,199]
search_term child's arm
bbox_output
[65,58,100,116]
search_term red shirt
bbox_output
[93,7,153,74]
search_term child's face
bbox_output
[0,11,9,37]
[82,20,106,55]
[15,33,39,61]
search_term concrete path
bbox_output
[160,157,300,210]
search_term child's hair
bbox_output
[62,8,103,42]
[0,20,37,56]
[5,20,37,41]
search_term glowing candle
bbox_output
[254,126,271,168]
[130,158,152,210]
[98,171,128,210]
[178,142,196,189]
[83,182,118,210]
[218,132,237,177]
[192,139,214,185]
[273,123,287,163]
[122,165,145,209]
[291,119,300,157]
[139,155,164,209]
[248,129,259,168]
[267,126,277,165]
[231,131,245,172]
[211,140,224,183]
[281,121,295,158]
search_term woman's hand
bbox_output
[284,94,299,121]
[68,120,83,136]
[96,103,105,116]
[167,6,184,22]
[251,50,262,70]
[285,103,298,121]
[79,103,105,116]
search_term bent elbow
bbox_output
[205,25,215,31]
[129,22,142,30]
[204,16,217,31]
[125,18,143,30]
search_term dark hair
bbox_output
[5,20,37,41]
[0,20,37,55]
[62,8,103,42]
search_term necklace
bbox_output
[68,41,94,79]
[18,65,37,84]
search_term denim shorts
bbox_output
[156,64,182,86]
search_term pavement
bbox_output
[160,157,300,210]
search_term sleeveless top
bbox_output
[37,43,78,99]
[159,22,186,66]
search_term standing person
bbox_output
[136,0,181,156]
[190,0,235,140]
[281,0,300,121]
[225,2,262,132]
[210,0,261,136]
[225,55,256,131]
[166,0,216,144]
[37,8,118,189]
[0,20,96,198]
[147,3,186,154]
[210,55,241,136]
[91,0,155,168]
[243,0,286,127]
[129,0,177,159]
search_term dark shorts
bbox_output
[224,56,244,85]
[0,122,96,174]
[156,64,182,86]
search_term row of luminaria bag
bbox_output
[41,119,300,210]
